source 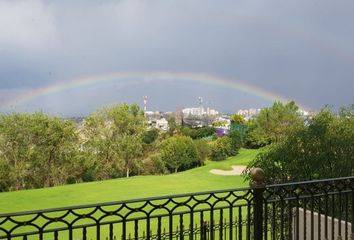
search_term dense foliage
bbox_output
[180,126,215,139]
[194,139,210,165]
[245,106,354,183]
[81,104,146,179]
[244,101,302,147]
[0,104,224,191]
[209,136,233,161]
[209,130,242,161]
[142,128,159,145]
[159,135,199,173]
[1,101,351,192]
[0,113,79,191]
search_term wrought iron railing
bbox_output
[0,170,353,240]
[263,176,354,240]
[0,187,254,240]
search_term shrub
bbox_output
[142,154,168,175]
[228,130,243,155]
[209,136,233,161]
[160,135,198,173]
[194,139,210,166]
[142,128,159,144]
[180,127,215,139]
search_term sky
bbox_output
[0,0,353,116]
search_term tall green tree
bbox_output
[228,130,243,155]
[194,139,210,166]
[82,104,146,178]
[0,112,79,191]
[246,101,302,146]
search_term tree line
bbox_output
[1,101,352,191]
[0,104,242,192]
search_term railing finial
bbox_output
[250,167,266,188]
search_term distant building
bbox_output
[182,107,204,116]
[207,107,219,116]
[156,118,169,131]
[237,108,261,120]
[182,107,218,117]
[145,111,155,116]
[180,105,219,128]
[237,107,313,120]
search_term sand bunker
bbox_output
[209,165,247,176]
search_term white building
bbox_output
[207,107,219,116]
[182,107,205,116]
[156,118,169,131]
[145,111,155,116]
[237,108,261,120]
[182,107,219,117]
[298,109,310,117]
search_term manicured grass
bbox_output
[0,148,260,214]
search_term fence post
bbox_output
[250,167,266,240]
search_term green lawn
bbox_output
[0,148,259,214]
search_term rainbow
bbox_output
[1,71,309,110]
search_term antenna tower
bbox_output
[143,96,148,113]
[198,96,203,107]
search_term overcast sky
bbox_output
[0,0,353,116]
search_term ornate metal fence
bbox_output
[263,176,354,240]
[0,187,254,240]
[0,170,353,240]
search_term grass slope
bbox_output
[0,148,259,214]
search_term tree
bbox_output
[160,135,198,173]
[82,104,146,178]
[230,114,246,124]
[243,120,265,148]
[244,106,354,183]
[180,126,215,139]
[194,139,210,166]
[0,112,79,191]
[142,128,159,145]
[208,128,242,162]
[339,103,354,118]
[167,117,178,135]
[142,153,168,175]
[209,136,233,161]
[244,106,354,237]
[228,130,243,155]
[246,101,302,146]
[212,121,228,127]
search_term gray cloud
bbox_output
[0,0,353,116]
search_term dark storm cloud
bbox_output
[0,0,353,115]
